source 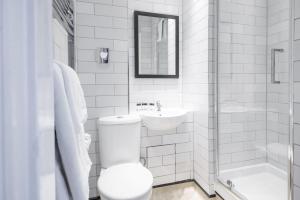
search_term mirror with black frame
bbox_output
[134,11,179,78]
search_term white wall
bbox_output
[76,0,187,197]
[75,0,129,197]
[74,0,300,199]
[293,0,300,198]
[128,0,183,111]
[126,0,196,188]
[53,19,69,65]
[182,0,215,195]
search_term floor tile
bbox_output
[151,182,222,200]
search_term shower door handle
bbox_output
[271,48,283,84]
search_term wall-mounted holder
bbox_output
[96,48,109,63]
[271,48,284,84]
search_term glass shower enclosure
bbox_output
[215,0,292,199]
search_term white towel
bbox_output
[55,60,87,124]
[55,143,71,200]
[56,61,91,147]
[54,63,91,200]
[56,61,92,166]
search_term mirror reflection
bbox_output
[134,11,179,78]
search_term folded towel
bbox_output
[55,140,72,200]
[55,60,87,125]
[54,63,91,200]
[56,61,92,169]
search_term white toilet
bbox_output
[97,115,153,200]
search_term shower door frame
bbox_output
[213,0,295,199]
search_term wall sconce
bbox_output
[96,48,109,63]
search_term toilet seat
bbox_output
[97,163,153,200]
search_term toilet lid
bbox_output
[98,163,153,200]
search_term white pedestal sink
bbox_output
[139,109,187,131]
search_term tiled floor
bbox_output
[151,182,222,200]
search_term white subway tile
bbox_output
[294,40,300,61]
[295,103,300,124]
[176,172,191,181]
[147,156,162,168]
[176,142,193,153]
[294,165,300,187]
[77,26,95,38]
[176,162,192,173]
[77,37,114,50]
[295,83,300,103]
[163,154,175,165]
[77,61,114,73]
[76,14,113,27]
[295,19,300,40]
[87,107,115,119]
[162,133,190,144]
[295,61,300,82]
[95,27,128,40]
[114,63,128,73]
[113,17,128,29]
[78,73,96,84]
[153,174,175,186]
[94,4,127,18]
[148,145,175,157]
[82,84,114,96]
[76,2,94,14]
[149,165,175,177]
[141,136,162,147]
[113,40,128,51]
[148,129,176,136]
[113,0,128,7]
[96,74,128,84]
[295,124,300,146]
[176,152,192,163]
[95,95,128,107]
[85,96,96,107]
[77,49,95,61]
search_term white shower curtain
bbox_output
[0,1,55,200]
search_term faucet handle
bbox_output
[156,101,162,111]
[155,100,160,106]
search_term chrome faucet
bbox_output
[156,101,162,112]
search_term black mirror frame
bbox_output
[134,11,179,79]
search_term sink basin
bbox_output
[140,109,187,131]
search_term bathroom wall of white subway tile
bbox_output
[128,0,183,111]
[266,0,290,171]
[293,0,300,198]
[75,0,129,197]
[182,0,215,195]
[76,0,190,198]
[217,0,268,170]
[127,0,196,187]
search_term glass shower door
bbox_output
[216,0,291,199]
